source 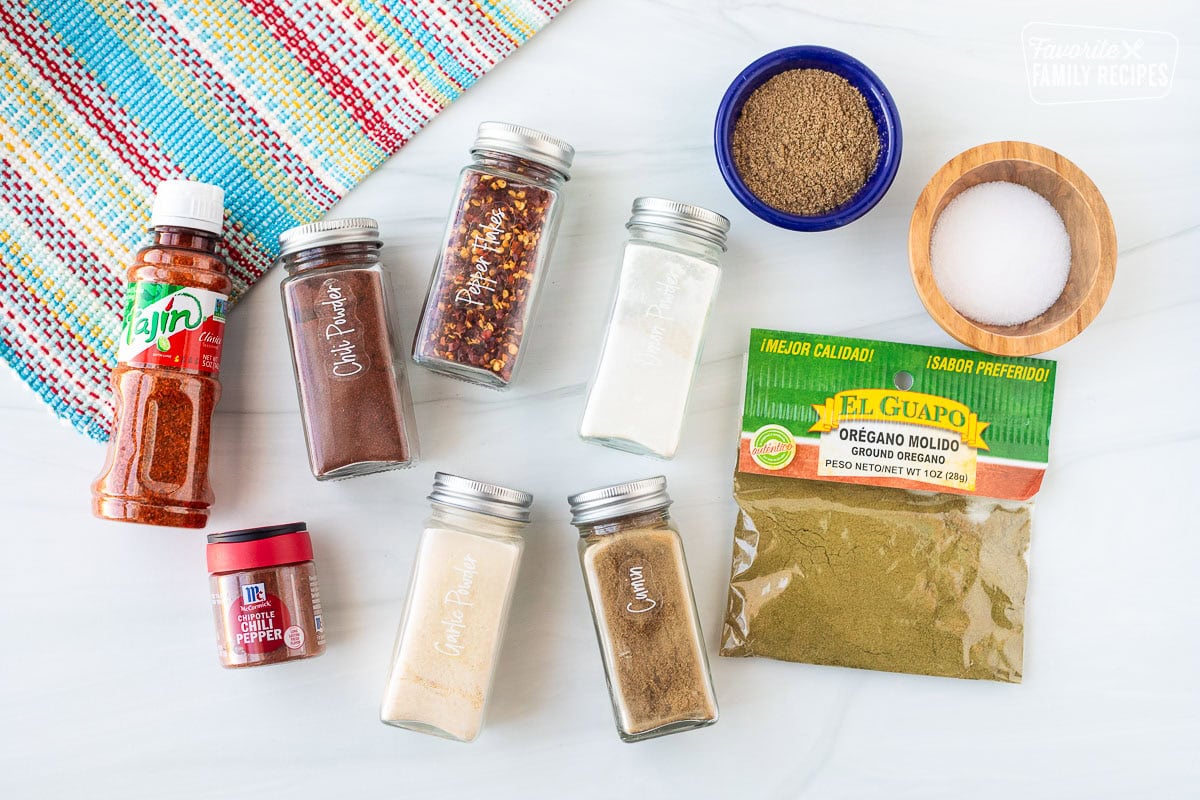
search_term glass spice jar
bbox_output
[278,218,419,480]
[579,198,729,459]
[411,121,574,388]
[568,476,719,742]
[207,522,326,669]
[380,472,531,742]
[93,180,231,528]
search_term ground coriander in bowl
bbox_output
[731,69,880,216]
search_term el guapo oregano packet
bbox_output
[721,329,1056,682]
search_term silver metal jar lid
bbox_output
[278,217,382,257]
[567,476,671,527]
[429,472,534,523]
[472,121,575,179]
[627,197,730,252]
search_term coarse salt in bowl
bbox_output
[714,45,903,231]
[908,141,1118,357]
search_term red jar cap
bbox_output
[206,522,314,573]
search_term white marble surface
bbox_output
[3,1,1198,797]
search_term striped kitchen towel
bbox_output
[0,0,572,440]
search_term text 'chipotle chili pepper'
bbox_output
[92,180,230,529]
[412,122,574,388]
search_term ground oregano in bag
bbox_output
[721,330,1056,683]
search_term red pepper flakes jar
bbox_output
[207,522,326,669]
[412,122,574,388]
[93,180,231,528]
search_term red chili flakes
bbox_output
[415,172,554,385]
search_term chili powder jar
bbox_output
[278,218,419,480]
[568,476,718,742]
[93,180,231,528]
[207,522,326,669]
[412,121,574,388]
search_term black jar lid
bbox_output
[206,521,307,544]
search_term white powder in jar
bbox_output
[580,243,721,459]
[380,526,522,742]
[930,181,1071,327]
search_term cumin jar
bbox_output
[412,122,574,388]
[208,522,326,669]
[568,476,718,742]
[278,218,419,480]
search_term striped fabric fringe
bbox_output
[0,0,571,440]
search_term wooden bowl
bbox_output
[909,141,1117,356]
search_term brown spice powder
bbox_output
[284,266,416,478]
[731,69,880,215]
[581,525,717,737]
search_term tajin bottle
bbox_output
[92,180,231,528]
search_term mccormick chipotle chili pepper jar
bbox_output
[412,122,574,388]
[92,180,230,528]
[207,522,326,669]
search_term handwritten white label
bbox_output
[318,278,366,378]
[456,208,507,308]
[636,262,684,367]
[434,553,479,657]
[625,564,658,614]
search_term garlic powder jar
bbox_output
[380,473,532,742]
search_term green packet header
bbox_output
[738,329,1057,500]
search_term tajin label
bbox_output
[118,281,227,375]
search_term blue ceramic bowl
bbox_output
[715,46,903,231]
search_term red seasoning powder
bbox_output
[278,218,419,479]
[207,522,326,669]
[92,180,231,528]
